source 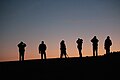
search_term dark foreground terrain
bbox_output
[0,52,120,80]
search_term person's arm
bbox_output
[81,39,83,43]
[39,45,41,53]
[97,39,99,43]
[17,44,19,47]
[25,44,26,47]
[76,40,78,43]
[45,44,47,50]
[91,39,93,42]
[110,40,112,46]
[39,51,41,54]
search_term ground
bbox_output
[0,52,120,80]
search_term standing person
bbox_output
[17,41,26,61]
[104,36,112,54]
[91,36,99,56]
[39,41,47,59]
[76,38,83,58]
[60,40,67,58]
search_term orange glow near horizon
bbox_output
[0,36,120,62]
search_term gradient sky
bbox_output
[0,0,120,62]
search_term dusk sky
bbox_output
[0,0,120,62]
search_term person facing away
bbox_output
[17,41,26,61]
[39,41,47,59]
[76,38,83,58]
[60,40,67,58]
[104,36,112,54]
[91,36,99,56]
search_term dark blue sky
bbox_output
[0,0,120,61]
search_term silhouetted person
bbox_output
[60,40,67,58]
[76,38,83,58]
[39,41,47,59]
[17,41,26,61]
[91,36,99,56]
[104,36,112,54]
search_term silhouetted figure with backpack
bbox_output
[17,41,26,61]
[60,40,67,58]
[39,41,47,59]
[91,36,99,56]
[76,38,83,58]
[104,36,112,55]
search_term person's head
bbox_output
[78,38,80,40]
[61,40,65,44]
[94,36,97,39]
[41,41,44,44]
[20,41,23,44]
[107,36,110,39]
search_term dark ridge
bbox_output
[0,52,120,80]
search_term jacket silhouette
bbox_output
[76,38,83,58]
[60,40,67,58]
[91,36,99,56]
[39,41,47,59]
[104,36,112,54]
[17,41,26,61]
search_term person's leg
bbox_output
[93,48,95,56]
[108,48,110,53]
[21,51,25,61]
[44,52,46,59]
[22,53,24,61]
[64,50,67,58]
[96,48,98,56]
[60,51,63,58]
[19,53,21,61]
[41,52,43,59]
[78,49,80,57]
[106,48,109,55]
[79,49,82,58]
[64,52,67,58]
[106,49,108,54]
